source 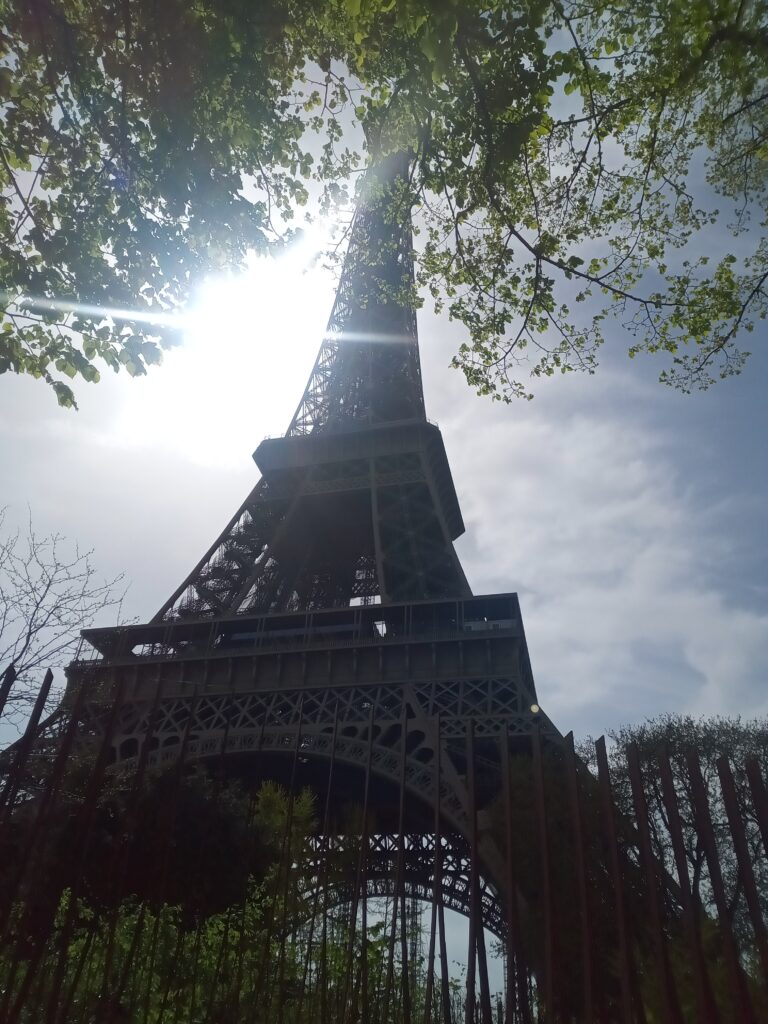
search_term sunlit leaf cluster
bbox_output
[1,0,765,404]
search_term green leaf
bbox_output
[52,381,77,408]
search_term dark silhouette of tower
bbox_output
[67,151,559,982]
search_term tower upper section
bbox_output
[149,152,468,620]
[286,152,425,436]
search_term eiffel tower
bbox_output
[4,150,765,1024]
[64,152,562,1017]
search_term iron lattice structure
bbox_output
[154,153,466,620]
[64,150,550,979]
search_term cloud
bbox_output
[422,337,768,738]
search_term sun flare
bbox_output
[114,226,338,466]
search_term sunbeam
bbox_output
[0,292,182,329]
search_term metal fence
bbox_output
[0,663,765,1023]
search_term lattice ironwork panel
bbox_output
[73,676,558,850]
[308,833,506,940]
[156,478,297,622]
[287,156,424,437]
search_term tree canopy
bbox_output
[1,0,766,406]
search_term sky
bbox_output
[1,235,766,742]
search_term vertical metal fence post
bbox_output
[273,695,306,1024]
[656,745,719,1024]
[423,713,441,1024]
[501,724,531,1024]
[298,702,339,1024]
[745,758,768,858]
[476,907,493,1024]
[398,703,412,1024]
[686,748,756,1024]
[716,755,768,990]
[594,736,633,1024]
[531,725,554,1021]
[563,732,593,1024]
[625,743,682,1024]
[344,705,374,1024]
[466,721,478,1024]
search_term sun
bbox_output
[115,227,337,466]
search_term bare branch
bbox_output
[0,508,127,716]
